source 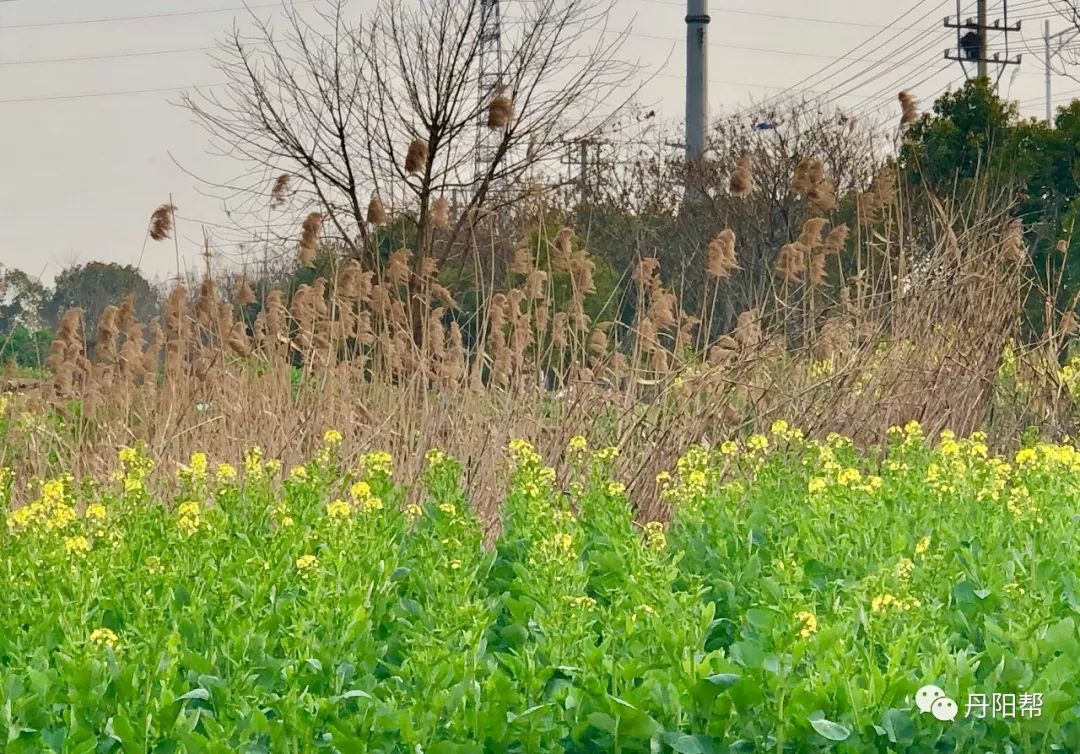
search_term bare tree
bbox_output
[183,0,636,278]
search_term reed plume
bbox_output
[488,93,513,129]
[706,229,738,279]
[270,174,290,208]
[149,203,177,241]
[405,138,429,174]
[298,212,324,268]
[432,197,451,230]
[367,194,388,226]
[899,90,918,127]
[729,155,752,197]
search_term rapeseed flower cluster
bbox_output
[642,521,666,552]
[296,554,320,577]
[795,610,818,638]
[176,501,203,535]
[7,477,77,534]
[359,451,393,477]
[871,593,921,613]
[326,499,352,522]
[179,452,209,480]
[115,445,153,496]
[89,628,120,650]
[350,480,383,512]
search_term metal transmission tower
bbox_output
[474,0,505,184]
[944,0,1021,85]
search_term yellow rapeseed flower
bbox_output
[404,503,424,521]
[642,521,666,551]
[289,465,309,482]
[359,451,394,476]
[871,593,899,612]
[89,628,119,649]
[437,502,458,517]
[770,420,789,436]
[606,481,627,496]
[808,477,827,494]
[215,463,237,482]
[186,452,209,478]
[915,536,931,555]
[323,429,343,445]
[1015,448,1037,466]
[567,435,588,453]
[746,434,768,452]
[896,558,914,580]
[296,554,320,575]
[326,499,352,522]
[595,446,619,461]
[85,504,106,521]
[795,610,818,638]
[65,535,91,556]
[837,467,861,487]
[719,440,738,456]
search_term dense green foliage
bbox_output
[903,80,1080,334]
[2,427,1079,752]
[0,326,52,369]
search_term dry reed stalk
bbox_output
[706,229,738,279]
[824,224,850,254]
[298,212,324,268]
[633,257,661,291]
[405,138,429,174]
[775,244,805,283]
[553,228,574,273]
[808,178,838,212]
[488,94,513,129]
[270,174,290,207]
[510,247,533,275]
[809,252,827,287]
[797,218,829,250]
[432,197,451,230]
[729,155,753,197]
[367,194,388,226]
[234,277,257,307]
[898,90,918,126]
[388,249,412,288]
[149,203,177,241]
[1003,218,1026,263]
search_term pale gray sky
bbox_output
[0,0,1073,284]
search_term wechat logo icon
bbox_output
[916,685,958,721]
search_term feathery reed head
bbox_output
[270,174,290,208]
[706,229,738,279]
[488,93,514,129]
[898,90,918,127]
[149,203,177,241]
[432,196,451,230]
[367,194,388,226]
[405,138,429,174]
[298,212,324,268]
[729,155,753,197]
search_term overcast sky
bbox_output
[0,0,1075,285]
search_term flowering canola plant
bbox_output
[0,425,1078,751]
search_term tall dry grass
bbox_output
[2,154,1074,528]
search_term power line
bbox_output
[0,1,315,31]
[0,83,225,105]
[0,46,215,67]
[637,0,938,30]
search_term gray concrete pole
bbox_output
[686,0,709,165]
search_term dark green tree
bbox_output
[902,80,1080,337]
[42,262,159,338]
